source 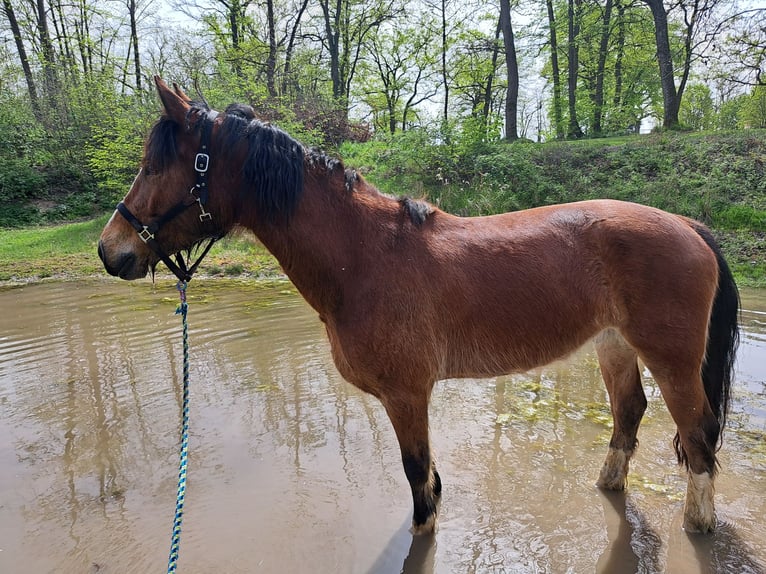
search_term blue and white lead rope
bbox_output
[168,280,190,573]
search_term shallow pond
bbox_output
[0,279,764,573]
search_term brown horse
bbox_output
[98,77,739,535]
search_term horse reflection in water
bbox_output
[98,77,739,536]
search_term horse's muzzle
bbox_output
[98,240,140,279]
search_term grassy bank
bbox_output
[0,216,282,283]
[2,131,765,286]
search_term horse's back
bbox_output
[434,200,716,376]
[328,199,718,385]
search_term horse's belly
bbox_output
[440,322,602,379]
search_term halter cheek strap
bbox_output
[117,113,219,282]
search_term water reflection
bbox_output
[0,279,764,573]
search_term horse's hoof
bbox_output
[683,515,716,534]
[411,514,437,535]
[596,474,626,491]
[596,447,629,490]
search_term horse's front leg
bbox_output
[381,391,441,535]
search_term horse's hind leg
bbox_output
[381,390,441,535]
[652,369,720,533]
[594,329,647,491]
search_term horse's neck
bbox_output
[247,172,393,316]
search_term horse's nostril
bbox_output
[97,240,106,263]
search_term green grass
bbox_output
[0,217,282,282]
[0,215,110,280]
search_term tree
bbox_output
[592,0,613,135]
[642,0,728,129]
[499,0,519,141]
[1,0,42,120]
[566,0,584,138]
[711,8,766,87]
[449,21,504,132]
[317,0,401,114]
[361,19,438,133]
[679,82,714,130]
[33,0,62,105]
[128,0,143,90]
[643,0,679,127]
[743,84,766,128]
[545,0,564,139]
[281,0,310,96]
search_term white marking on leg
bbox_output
[597,447,631,490]
[411,513,437,535]
[683,471,716,533]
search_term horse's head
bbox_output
[98,77,232,280]
[99,76,307,281]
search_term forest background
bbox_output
[0,0,765,283]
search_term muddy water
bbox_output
[0,279,763,574]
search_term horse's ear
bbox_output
[172,82,193,104]
[154,76,189,124]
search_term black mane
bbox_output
[399,196,434,226]
[146,100,355,225]
[216,103,305,224]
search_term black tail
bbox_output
[674,223,740,466]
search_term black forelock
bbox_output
[143,101,211,175]
[144,115,178,175]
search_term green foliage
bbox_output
[718,95,748,130]
[743,85,766,129]
[85,94,155,202]
[0,87,105,226]
[680,84,715,131]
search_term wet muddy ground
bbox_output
[0,279,764,573]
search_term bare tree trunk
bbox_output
[441,0,448,123]
[35,0,62,102]
[281,0,309,95]
[50,0,74,82]
[128,0,142,91]
[320,0,343,101]
[593,0,613,135]
[546,0,564,139]
[643,0,679,128]
[499,0,518,140]
[482,18,502,121]
[567,0,584,138]
[2,0,42,121]
[266,0,277,98]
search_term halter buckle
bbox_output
[138,226,155,243]
[195,153,210,173]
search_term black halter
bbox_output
[116,114,220,282]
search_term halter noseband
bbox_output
[116,113,220,282]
